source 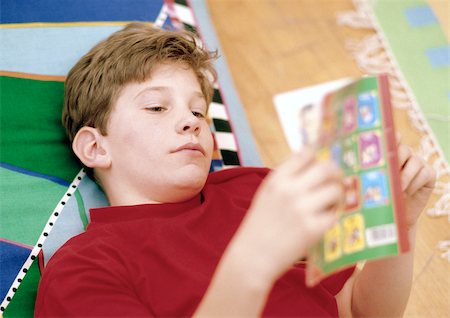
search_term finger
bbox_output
[314,210,339,233]
[295,160,343,190]
[424,165,437,188]
[397,143,412,168]
[290,165,342,193]
[401,155,423,191]
[405,165,436,196]
[396,132,401,146]
[277,147,316,176]
[303,182,343,214]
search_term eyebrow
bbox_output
[134,86,168,101]
[134,86,205,101]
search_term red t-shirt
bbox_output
[35,167,354,317]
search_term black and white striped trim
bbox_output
[173,0,241,167]
[155,3,170,28]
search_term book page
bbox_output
[273,78,353,151]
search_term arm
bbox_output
[337,142,436,317]
[194,148,344,317]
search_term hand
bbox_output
[233,147,343,281]
[397,142,436,229]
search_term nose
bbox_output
[176,111,201,135]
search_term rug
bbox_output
[337,0,449,259]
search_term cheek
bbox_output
[203,130,214,157]
[123,120,164,144]
[111,124,158,157]
[118,126,143,148]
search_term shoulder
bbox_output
[202,167,270,206]
[43,225,125,278]
[37,228,129,303]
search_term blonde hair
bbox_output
[63,23,217,143]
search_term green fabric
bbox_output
[0,167,66,246]
[369,0,449,162]
[75,188,89,230]
[0,76,81,182]
[3,260,40,318]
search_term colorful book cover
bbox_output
[304,74,409,286]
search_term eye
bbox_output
[192,111,205,119]
[145,106,166,113]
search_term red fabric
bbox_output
[35,167,354,317]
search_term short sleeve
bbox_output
[319,266,356,296]
[34,242,153,317]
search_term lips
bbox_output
[173,142,206,156]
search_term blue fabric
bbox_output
[1,0,164,24]
[404,5,438,27]
[0,163,69,187]
[0,240,31,301]
[426,45,450,68]
[0,26,123,76]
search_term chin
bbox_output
[173,165,209,189]
[176,174,208,191]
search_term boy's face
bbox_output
[101,62,214,205]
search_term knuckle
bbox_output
[333,182,344,197]
[410,156,423,169]
[314,168,327,182]
[424,165,437,182]
[327,185,343,206]
[398,144,412,160]
[316,161,333,178]
[404,155,419,170]
[403,144,412,156]
[265,177,297,201]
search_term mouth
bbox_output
[173,142,206,156]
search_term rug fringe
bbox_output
[337,0,450,240]
[336,0,374,29]
[437,240,450,262]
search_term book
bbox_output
[273,74,409,286]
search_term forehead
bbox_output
[116,62,202,94]
[113,63,204,105]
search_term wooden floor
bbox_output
[206,0,450,316]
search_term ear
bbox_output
[72,127,111,169]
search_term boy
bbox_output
[35,23,436,317]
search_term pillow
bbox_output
[0,0,261,316]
